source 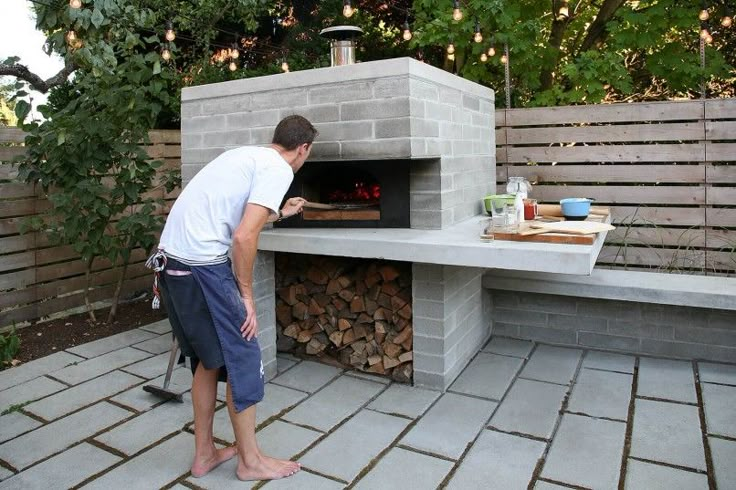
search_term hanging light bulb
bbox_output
[69,0,82,8]
[447,52,455,61]
[500,53,508,64]
[704,32,713,43]
[229,60,237,71]
[488,44,496,57]
[446,42,455,54]
[402,19,412,41]
[66,30,77,44]
[230,43,240,59]
[480,52,488,62]
[343,0,354,18]
[473,20,483,43]
[165,21,176,42]
[722,8,733,27]
[699,5,710,21]
[700,23,711,39]
[558,0,569,19]
[161,47,171,61]
[281,60,290,72]
[452,0,463,21]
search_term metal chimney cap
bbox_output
[319,25,364,40]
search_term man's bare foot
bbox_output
[236,454,300,481]
[191,446,238,478]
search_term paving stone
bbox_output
[270,361,342,393]
[534,481,571,489]
[355,447,453,490]
[0,376,67,412]
[0,351,82,392]
[300,409,410,483]
[257,420,322,459]
[637,357,696,403]
[261,469,344,489]
[449,430,546,490]
[0,466,13,481]
[624,459,708,490]
[582,350,635,374]
[702,383,736,438]
[698,361,736,386]
[344,370,391,384]
[120,351,172,379]
[283,376,385,431]
[709,436,736,490]
[132,334,174,355]
[185,457,255,489]
[519,345,582,385]
[367,384,441,418]
[51,347,152,385]
[541,413,626,490]
[276,356,297,374]
[0,442,121,490]
[482,337,534,358]
[67,329,158,359]
[0,412,42,444]
[401,392,496,460]
[138,319,172,334]
[567,369,632,421]
[630,398,705,470]
[0,402,131,470]
[95,394,194,455]
[82,432,194,489]
[489,378,567,440]
[25,370,143,421]
[449,352,524,400]
[110,366,192,411]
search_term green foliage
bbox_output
[0,327,20,369]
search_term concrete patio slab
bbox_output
[0,466,12,482]
[630,398,706,470]
[519,345,582,385]
[120,351,173,379]
[401,392,496,460]
[354,447,453,490]
[82,432,194,489]
[449,352,524,400]
[300,409,410,482]
[132,334,173,355]
[0,442,120,490]
[261,469,344,489]
[709,436,736,490]
[0,402,131,470]
[482,336,534,358]
[24,370,142,421]
[138,319,172,335]
[110,366,192,412]
[581,350,635,374]
[50,346,151,385]
[344,370,392,384]
[541,413,626,490]
[698,361,736,386]
[367,383,441,418]
[566,368,632,421]
[489,378,567,440]
[534,481,571,489]
[637,357,696,403]
[282,376,385,431]
[448,429,545,490]
[184,458,254,489]
[624,459,708,490]
[256,420,322,460]
[0,411,42,444]
[702,383,736,438]
[270,361,342,393]
[256,383,309,426]
[0,375,66,412]
[0,351,82,392]
[67,329,158,359]
[275,356,297,374]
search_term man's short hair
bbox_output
[272,115,319,150]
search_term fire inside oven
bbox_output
[276,160,410,228]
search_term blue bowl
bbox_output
[560,198,592,221]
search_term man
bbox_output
[148,115,317,481]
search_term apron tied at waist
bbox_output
[145,249,167,310]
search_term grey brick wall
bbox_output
[253,251,278,381]
[488,290,736,362]
[413,264,491,390]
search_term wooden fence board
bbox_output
[610,206,706,226]
[707,251,736,271]
[0,128,25,143]
[0,182,35,199]
[707,229,736,249]
[0,164,17,180]
[706,165,736,183]
[148,130,181,144]
[506,143,705,164]
[598,246,706,270]
[0,251,35,273]
[706,121,736,140]
[705,98,736,119]
[707,208,736,227]
[705,143,736,162]
[0,147,25,162]
[504,164,704,184]
[506,123,704,145]
[607,228,705,248]
[501,185,705,205]
[707,187,736,205]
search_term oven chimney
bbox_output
[319,26,364,66]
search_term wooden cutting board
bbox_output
[492,213,613,244]
[529,220,615,235]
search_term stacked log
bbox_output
[275,254,413,383]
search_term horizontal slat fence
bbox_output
[496,98,736,275]
[0,128,181,329]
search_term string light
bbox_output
[558,0,569,19]
[229,60,237,71]
[500,53,508,64]
[488,44,496,57]
[699,1,710,21]
[722,7,733,27]
[480,52,488,62]
[343,0,355,18]
[230,43,240,59]
[447,52,455,61]
[69,0,81,8]
[281,60,290,72]
[473,19,483,43]
[452,0,463,21]
[161,47,171,61]
[165,20,176,42]
[402,18,412,41]
[446,41,455,54]
[700,22,711,39]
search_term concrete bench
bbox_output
[482,269,736,362]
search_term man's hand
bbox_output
[281,197,306,219]
[241,294,258,341]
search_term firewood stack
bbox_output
[275,254,413,383]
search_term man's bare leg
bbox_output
[226,383,300,481]
[190,363,237,478]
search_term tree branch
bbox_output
[578,0,626,53]
[0,60,77,93]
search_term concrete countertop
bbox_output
[259,215,609,275]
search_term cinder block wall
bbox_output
[253,251,277,380]
[413,264,491,390]
[489,290,736,362]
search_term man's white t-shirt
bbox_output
[159,146,293,263]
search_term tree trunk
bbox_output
[540,15,571,91]
[578,0,626,53]
[106,258,129,324]
[84,257,97,322]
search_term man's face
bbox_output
[294,143,312,172]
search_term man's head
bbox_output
[271,115,318,172]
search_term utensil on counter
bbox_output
[304,200,378,210]
[529,220,615,235]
